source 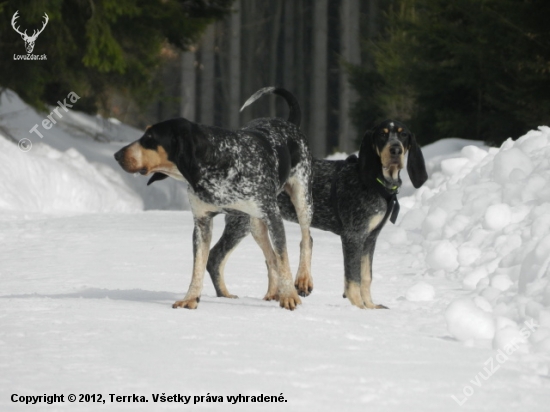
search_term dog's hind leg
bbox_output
[173,215,213,309]
[285,177,314,297]
[249,217,280,301]
[264,211,302,310]
[207,214,250,299]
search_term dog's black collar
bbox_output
[330,155,400,229]
[373,176,400,224]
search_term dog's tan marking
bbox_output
[397,127,403,133]
[216,251,239,299]
[383,128,389,134]
[119,142,185,181]
[355,213,386,308]
[248,216,302,309]
[345,280,366,308]
[188,192,219,217]
[380,143,405,181]
[173,217,213,309]
[275,248,302,310]
[368,212,385,233]
[250,218,280,301]
[284,179,313,297]
[359,254,377,308]
[359,254,388,309]
[224,200,262,218]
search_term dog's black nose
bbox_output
[390,144,403,156]
[114,149,123,162]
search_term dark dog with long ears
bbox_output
[114,87,313,310]
[206,120,428,309]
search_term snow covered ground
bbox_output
[1,91,550,410]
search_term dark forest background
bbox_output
[1,0,549,154]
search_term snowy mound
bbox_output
[399,127,550,351]
[0,90,189,212]
[0,135,142,213]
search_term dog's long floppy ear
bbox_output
[173,119,214,192]
[407,134,428,188]
[147,173,168,186]
[358,128,379,185]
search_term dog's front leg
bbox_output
[341,234,366,309]
[265,212,302,310]
[173,216,213,309]
[360,235,388,309]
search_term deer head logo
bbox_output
[11,10,49,54]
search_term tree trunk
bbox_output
[310,0,328,157]
[339,0,361,153]
[283,0,295,94]
[241,0,255,124]
[200,24,215,125]
[180,48,197,121]
[229,0,241,129]
[269,2,283,117]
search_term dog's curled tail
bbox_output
[240,87,301,128]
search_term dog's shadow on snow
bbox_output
[0,288,179,304]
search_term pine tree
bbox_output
[1,0,232,113]
[350,0,550,145]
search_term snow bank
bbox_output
[398,127,550,351]
[0,134,142,213]
[0,90,189,212]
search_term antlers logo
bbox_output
[11,10,49,54]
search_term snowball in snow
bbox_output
[426,240,458,272]
[493,147,533,184]
[441,157,469,177]
[540,310,550,328]
[422,207,447,234]
[495,316,518,331]
[473,296,493,313]
[461,145,488,162]
[483,203,512,231]
[534,337,550,353]
[445,298,495,341]
[544,284,550,307]
[458,244,481,267]
[462,267,488,290]
[493,326,528,354]
[491,274,514,291]
[405,282,435,302]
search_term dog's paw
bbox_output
[294,275,313,297]
[172,297,200,309]
[225,294,239,299]
[263,292,279,302]
[219,292,238,299]
[364,302,389,310]
[279,292,301,311]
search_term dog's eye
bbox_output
[400,132,408,138]
[141,135,157,149]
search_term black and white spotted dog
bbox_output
[205,119,428,309]
[114,87,313,310]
